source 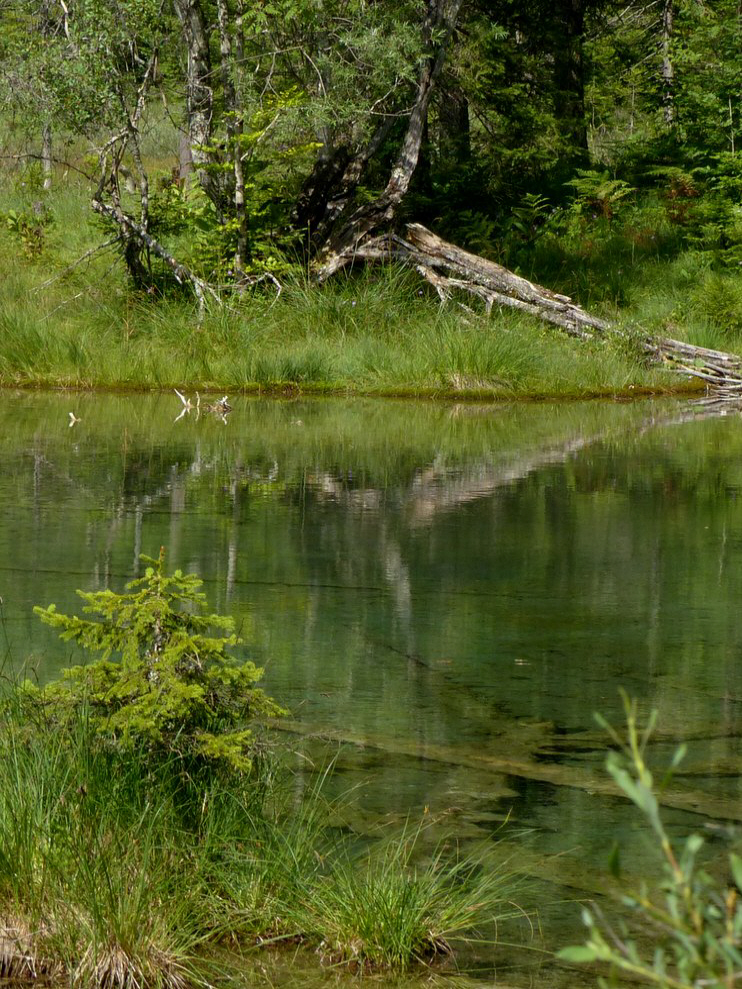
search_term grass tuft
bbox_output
[0,681,522,980]
[293,820,520,970]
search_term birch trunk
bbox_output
[215,0,249,267]
[233,0,249,268]
[42,122,52,190]
[172,0,225,214]
[661,0,675,126]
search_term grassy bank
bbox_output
[0,179,704,400]
[0,554,522,985]
[0,694,519,984]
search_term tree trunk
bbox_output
[439,83,471,166]
[40,0,53,190]
[178,133,193,185]
[215,0,249,267]
[292,144,352,235]
[660,0,675,126]
[172,0,229,216]
[316,0,463,279]
[293,120,395,249]
[552,0,588,160]
[233,0,249,268]
[41,122,52,190]
[92,196,218,312]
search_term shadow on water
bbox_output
[2,389,742,984]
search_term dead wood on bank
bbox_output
[316,221,742,394]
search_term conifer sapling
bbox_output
[33,548,285,771]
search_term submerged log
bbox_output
[317,222,742,394]
[276,719,742,824]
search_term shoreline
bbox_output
[0,376,704,403]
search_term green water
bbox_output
[2,389,742,986]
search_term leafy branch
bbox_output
[559,692,742,988]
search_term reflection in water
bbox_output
[2,391,742,983]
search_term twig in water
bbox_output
[174,388,200,422]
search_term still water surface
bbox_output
[2,390,742,985]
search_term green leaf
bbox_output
[557,945,600,963]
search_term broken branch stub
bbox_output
[91,198,219,314]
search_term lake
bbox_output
[2,389,742,986]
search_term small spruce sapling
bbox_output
[33,549,285,771]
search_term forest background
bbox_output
[0,0,741,397]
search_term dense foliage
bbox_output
[0,0,740,298]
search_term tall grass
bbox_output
[0,695,203,987]
[289,820,522,970]
[0,268,674,397]
[0,177,679,398]
[0,681,522,984]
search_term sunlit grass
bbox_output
[0,176,703,398]
[288,819,522,970]
[0,681,523,983]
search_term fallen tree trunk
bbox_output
[318,221,742,392]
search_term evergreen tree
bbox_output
[33,550,285,772]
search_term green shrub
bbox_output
[559,693,742,988]
[690,272,742,336]
[32,548,285,773]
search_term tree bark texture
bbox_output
[41,122,52,190]
[232,0,249,268]
[40,0,54,190]
[215,0,249,266]
[172,0,230,216]
[438,82,471,166]
[293,119,395,249]
[552,0,588,159]
[91,197,218,312]
[661,0,675,126]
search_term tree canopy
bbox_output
[1,0,740,298]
